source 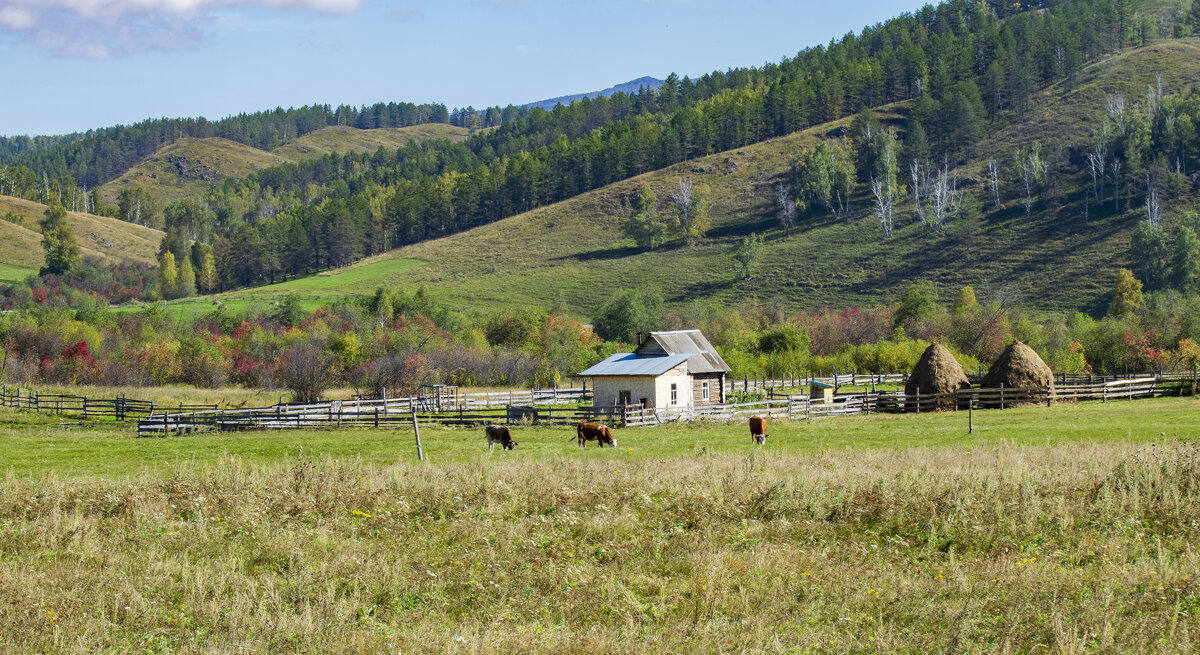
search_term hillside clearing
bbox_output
[270,124,475,160]
[0,195,164,269]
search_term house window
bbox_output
[702,380,710,401]
[670,383,678,404]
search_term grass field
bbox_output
[0,261,36,282]
[142,257,426,318]
[2,396,1199,652]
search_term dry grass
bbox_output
[3,438,1200,652]
[270,124,475,161]
[98,137,290,206]
[0,195,163,268]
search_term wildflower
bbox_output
[349,510,372,519]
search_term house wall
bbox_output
[590,364,692,410]
[691,372,724,405]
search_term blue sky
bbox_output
[1,0,925,137]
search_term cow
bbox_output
[749,416,767,445]
[574,422,616,448]
[485,424,517,451]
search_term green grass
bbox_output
[150,257,426,318]
[0,262,35,282]
[3,395,1196,479]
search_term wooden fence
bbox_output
[130,375,1178,436]
[1,386,165,421]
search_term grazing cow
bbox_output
[574,422,616,448]
[485,424,517,451]
[749,416,767,445]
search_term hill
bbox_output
[98,125,481,207]
[97,137,290,206]
[525,76,665,111]
[176,40,1200,317]
[270,124,475,161]
[0,195,164,278]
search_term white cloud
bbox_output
[0,6,33,29]
[0,0,363,57]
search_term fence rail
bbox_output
[1,373,1186,436]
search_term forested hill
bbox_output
[0,101,509,190]
[524,77,666,111]
[147,0,1161,291]
[3,0,1194,314]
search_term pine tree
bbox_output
[1189,0,1200,32]
[1171,225,1200,292]
[39,202,80,276]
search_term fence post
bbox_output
[375,407,380,428]
[968,396,973,434]
[411,407,424,461]
[163,412,169,437]
[999,383,1004,410]
[916,387,920,415]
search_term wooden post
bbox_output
[374,407,379,428]
[968,396,973,434]
[163,412,169,437]
[999,383,1005,410]
[915,387,920,415]
[411,408,424,461]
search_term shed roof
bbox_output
[635,330,732,374]
[579,353,691,377]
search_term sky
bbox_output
[0,0,925,137]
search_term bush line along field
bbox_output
[2,397,1200,652]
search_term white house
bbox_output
[580,330,731,409]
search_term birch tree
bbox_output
[1015,145,1045,217]
[928,166,962,232]
[986,158,1001,208]
[668,177,710,244]
[910,159,931,224]
[775,184,797,235]
[1145,172,1163,229]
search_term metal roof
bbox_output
[636,330,732,374]
[579,353,690,377]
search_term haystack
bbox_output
[905,342,970,411]
[981,339,1053,406]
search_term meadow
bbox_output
[2,397,1200,652]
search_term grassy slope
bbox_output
[197,40,1199,319]
[97,137,289,206]
[0,195,164,270]
[270,123,474,160]
[98,125,479,208]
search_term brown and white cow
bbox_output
[485,424,517,451]
[749,416,767,445]
[575,422,616,448]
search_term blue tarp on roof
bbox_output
[579,353,690,377]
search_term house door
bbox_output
[618,390,632,405]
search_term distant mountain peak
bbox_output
[525,77,665,111]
